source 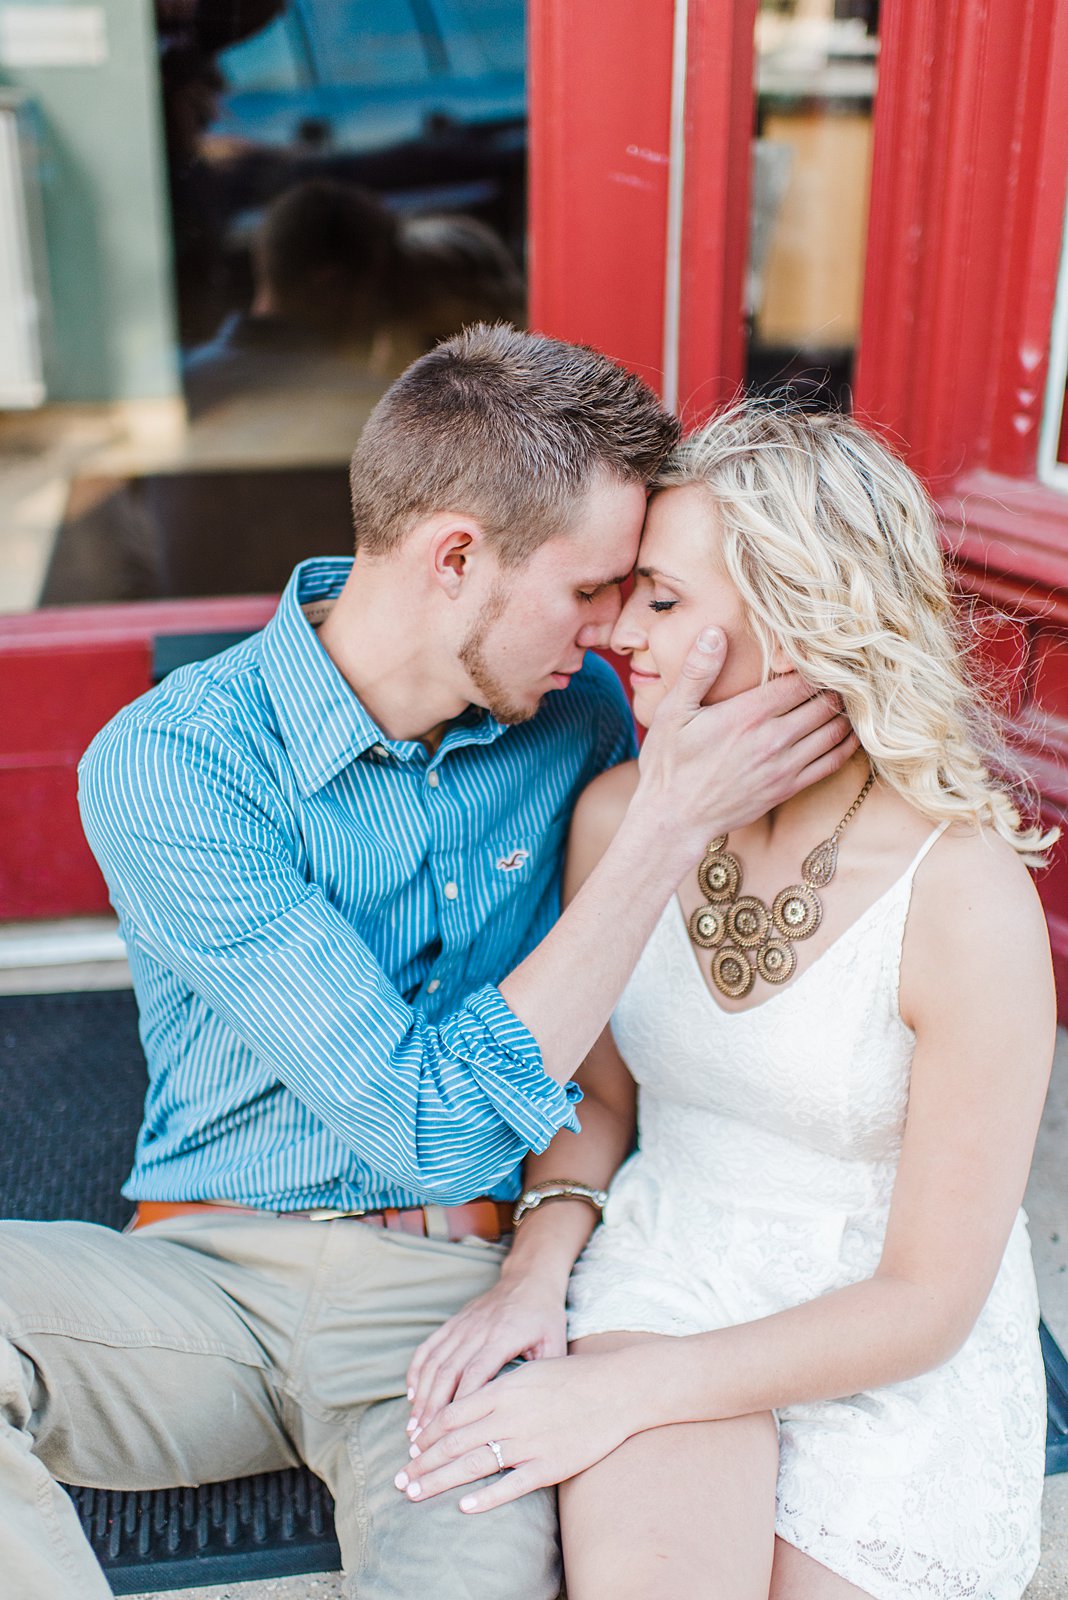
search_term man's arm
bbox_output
[79,629,853,1200]
[500,630,856,1081]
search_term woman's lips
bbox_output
[629,668,660,685]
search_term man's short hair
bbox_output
[348,323,680,565]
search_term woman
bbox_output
[395,403,1056,1599]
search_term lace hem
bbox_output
[774,1512,1041,1600]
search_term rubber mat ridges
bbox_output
[63,1470,342,1595]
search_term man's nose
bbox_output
[577,587,625,649]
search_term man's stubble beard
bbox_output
[458,578,538,727]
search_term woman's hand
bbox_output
[397,1350,634,1512]
[406,1275,569,1435]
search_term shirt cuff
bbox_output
[447,984,582,1151]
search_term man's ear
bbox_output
[425,515,488,599]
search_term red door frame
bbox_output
[529,0,1068,1010]
[854,0,1068,1004]
[529,0,756,421]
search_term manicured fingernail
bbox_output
[459,1496,476,1512]
[394,1471,409,1490]
[410,1425,421,1441]
[406,1387,414,1401]
[405,1416,417,1433]
[409,1442,422,1459]
[407,1482,422,1499]
[697,627,723,653]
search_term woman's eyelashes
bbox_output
[649,599,678,613]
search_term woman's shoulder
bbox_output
[870,780,1043,917]
[917,820,1046,922]
[902,816,1053,1021]
[564,759,640,899]
[577,757,641,814]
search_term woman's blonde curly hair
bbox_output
[655,400,1056,864]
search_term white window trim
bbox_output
[1038,201,1068,491]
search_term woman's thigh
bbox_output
[560,1332,779,1600]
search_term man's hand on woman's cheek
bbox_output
[636,628,857,848]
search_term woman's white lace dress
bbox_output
[567,827,1045,1599]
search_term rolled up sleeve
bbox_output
[78,714,580,1203]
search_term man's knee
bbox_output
[354,1481,562,1600]
[316,1399,561,1600]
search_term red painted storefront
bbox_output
[2,0,1067,1012]
[529,0,1068,1010]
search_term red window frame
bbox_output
[855,0,1068,601]
[853,0,1068,1001]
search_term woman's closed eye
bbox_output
[649,599,678,613]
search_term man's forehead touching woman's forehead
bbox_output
[582,570,633,592]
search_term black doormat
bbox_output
[0,987,342,1591]
[64,1470,340,1596]
[1,986,1066,1596]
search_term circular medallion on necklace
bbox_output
[688,769,875,1000]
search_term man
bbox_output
[0,326,852,1600]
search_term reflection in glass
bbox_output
[747,0,879,410]
[28,0,528,609]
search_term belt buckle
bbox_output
[298,1207,368,1222]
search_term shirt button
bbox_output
[443,881,459,900]
[426,978,441,993]
[370,743,390,761]
[427,770,440,788]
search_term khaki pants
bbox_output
[0,1212,561,1600]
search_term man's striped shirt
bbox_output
[78,558,635,1211]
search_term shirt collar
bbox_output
[260,559,509,795]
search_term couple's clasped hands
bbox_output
[396,1276,631,1512]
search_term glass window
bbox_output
[216,13,308,93]
[0,0,527,614]
[446,0,526,76]
[746,0,879,409]
[308,0,432,89]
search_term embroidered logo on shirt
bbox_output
[496,849,530,872]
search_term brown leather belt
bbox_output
[131,1198,514,1242]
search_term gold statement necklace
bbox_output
[688,769,876,999]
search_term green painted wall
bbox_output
[0,0,179,401]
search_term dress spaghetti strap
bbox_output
[902,820,951,883]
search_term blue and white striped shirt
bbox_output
[79,558,635,1210]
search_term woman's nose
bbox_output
[609,592,646,656]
